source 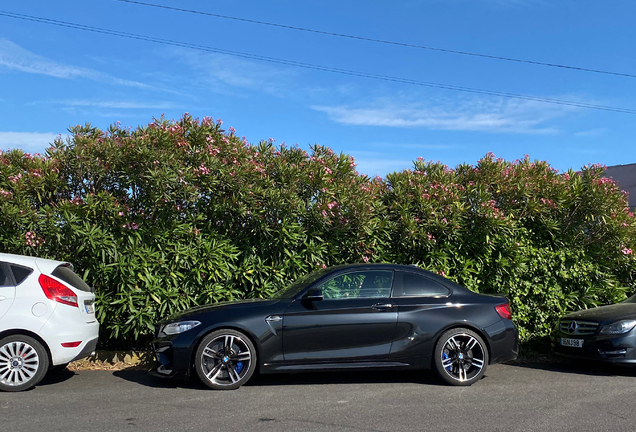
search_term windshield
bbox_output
[270,268,331,299]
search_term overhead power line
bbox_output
[1,10,635,115]
[114,0,636,80]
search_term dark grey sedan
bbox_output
[554,295,636,364]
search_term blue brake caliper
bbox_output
[442,352,451,371]
[235,352,244,374]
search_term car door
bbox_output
[282,269,397,363]
[0,262,16,322]
[389,271,452,361]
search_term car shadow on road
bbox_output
[37,368,77,387]
[509,359,636,377]
[246,369,446,387]
[113,369,210,390]
[113,368,447,389]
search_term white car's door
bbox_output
[0,262,16,323]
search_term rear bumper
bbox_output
[40,315,100,366]
[484,319,519,364]
[69,337,98,362]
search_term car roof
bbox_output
[0,253,68,274]
[326,263,442,277]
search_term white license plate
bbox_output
[561,337,583,348]
[85,302,95,314]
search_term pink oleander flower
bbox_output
[622,248,633,255]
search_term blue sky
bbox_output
[1,0,635,177]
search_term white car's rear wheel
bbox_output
[0,335,49,392]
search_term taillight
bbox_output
[495,303,512,320]
[38,274,78,308]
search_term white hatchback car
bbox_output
[0,253,99,391]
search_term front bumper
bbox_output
[553,332,636,365]
[150,332,196,379]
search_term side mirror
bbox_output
[303,288,323,302]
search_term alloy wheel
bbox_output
[200,334,252,387]
[440,333,486,382]
[0,341,41,387]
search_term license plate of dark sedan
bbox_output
[560,338,583,348]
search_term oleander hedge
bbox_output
[1,114,634,348]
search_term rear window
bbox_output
[52,265,93,292]
[392,271,450,298]
[11,265,33,285]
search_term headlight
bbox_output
[162,320,201,335]
[599,320,636,335]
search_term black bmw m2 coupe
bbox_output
[151,264,518,389]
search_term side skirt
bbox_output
[261,360,419,374]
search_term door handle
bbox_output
[372,303,394,311]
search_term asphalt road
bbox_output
[2,361,636,432]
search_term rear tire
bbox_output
[0,334,49,392]
[194,329,256,390]
[434,328,488,386]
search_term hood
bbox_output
[162,298,281,322]
[563,302,636,323]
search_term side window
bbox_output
[11,265,33,285]
[0,263,12,287]
[392,272,450,298]
[317,271,393,300]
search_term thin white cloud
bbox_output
[0,39,148,89]
[355,156,414,178]
[371,142,457,150]
[345,151,414,177]
[312,97,572,134]
[0,132,59,153]
[167,48,297,96]
[574,128,607,137]
[57,99,181,110]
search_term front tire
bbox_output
[194,329,256,390]
[434,328,488,386]
[0,335,49,392]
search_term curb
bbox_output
[68,350,154,371]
